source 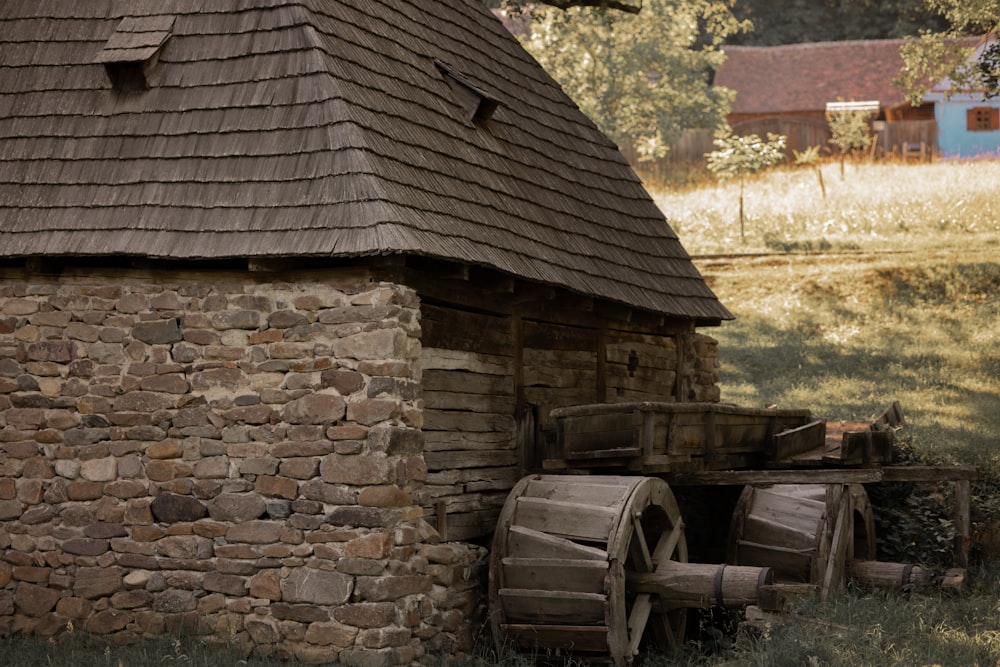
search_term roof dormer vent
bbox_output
[94,15,175,91]
[434,60,499,125]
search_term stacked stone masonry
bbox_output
[0,271,486,666]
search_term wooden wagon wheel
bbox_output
[727,483,875,600]
[490,475,771,665]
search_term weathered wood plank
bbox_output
[426,466,522,486]
[769,419,827,461]
[499,589,607,625]
[750,488,826,533]
[742,514,818,552]
[514,497,617,542]
[523,319,598,351]
[523,348,596,370]
[423,431,514,452]
[423,369,514,395]
[420,304,512,354]
[564,447,642,462]
[523,478,632,507]
[666,469,884,485]
[507,525,609,561]
[436,508,503,542]
[422,409,515,433]
[424,449,518,470]
[522,366,596,389]
[735,541,813,581]
[421,348,512,374]
[422,390,516,413]
[824,429,893,466]
[502,557,608,593]
[560,412,641,454]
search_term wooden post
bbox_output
[596,324,607,402]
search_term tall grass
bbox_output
[650,159,1000,468]
[653,159,1000,256]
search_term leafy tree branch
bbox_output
[515,0,750,161]
[897,1,1000,103]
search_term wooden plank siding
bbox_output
[419,301,691,540]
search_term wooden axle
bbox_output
[627,562,773,608]
[847,559,965,592]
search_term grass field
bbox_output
[639,158,1000,666]
[652,159,1000,468]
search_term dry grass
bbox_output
[653,159,1000,256]
[637,157,1000,667]
[650,159,1000,469]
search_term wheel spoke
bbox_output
[651,519,685,568]
[630,511,654,572]
[626,593,653,656]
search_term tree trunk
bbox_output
[739,176,746,242]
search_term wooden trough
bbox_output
[548,402,813,472]
[489,475,772,665]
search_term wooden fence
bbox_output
[627,118,939,183]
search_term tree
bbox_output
[826,106,874,178]
[516,0,751,161]
[726,0,949,46]
[898,1,1000,103]
[793,145,827,200]
[705,130,786,241]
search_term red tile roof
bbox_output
[716,40,911,115]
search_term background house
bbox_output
[714,39,937,158]
[0,0,729,659]
[923,39,1000,158]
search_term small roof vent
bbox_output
[94,15,175,91]
[434,60,499,125]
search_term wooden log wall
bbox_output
[418,299,709,541]
[420,305,519,541]
[605,331,678,402]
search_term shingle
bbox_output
[0,0,731,322]
[93,15,175,64]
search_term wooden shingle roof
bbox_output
[717,40,911,115]
[0,0,731,323]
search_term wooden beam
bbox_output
[879,465,978,482]
[665,469,884,486]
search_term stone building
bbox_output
[0,0,730,663]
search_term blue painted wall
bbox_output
[929,95,1000,158]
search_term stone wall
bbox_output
[0,269,486,665]
[689,333,721,403]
